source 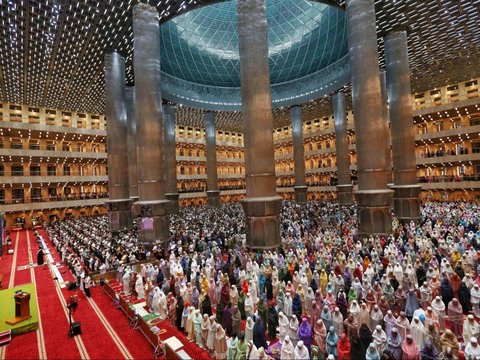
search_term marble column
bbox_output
[346,0,393,236]
[163,104,179,212]
[290,106,308,204]
[384,30,421,222]
[205,111,220,207]
[125,87,138,201]
[104,52,133,231]
[238,0,282,249]
[333,92,354,205]
[380,70,393,185]
[132,3,169,249]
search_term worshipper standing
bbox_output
[420,341,438,360]
[207,315,216,355]
[214,324,227,360]
[332,307,344,337]
[365,343,380,360]
[281,335,294,360]
[314,319,327,354]
[463,314,480,345]
[232,306,242,338]
[222,302,233,336]
[267,301,278,340]
[349,334,366,360]
[372,325,387,354]
[409,316,425,350]
[175,295,184,330]
[359,323,372,352]
[201,294,212,316]
[245,316,254,343]
[401,334,420,360]
[37,247,45,265]
[447,298,463,337]
[253,317,268,350]
[194,309,203,348]
[440,329,459,358]
[277,312,289,344]
[471,284,480,317]
[186,306,195,341]
[298,316,312,353]
[84,275,93,297]
[294,340,309,360]
[465,336,480,359]
[326,326,338,358]
[235,333,248,360]
[289,314,299,345]
[337,333,351,360]
[135,275,145,300]
[424,323,442,354]
[228,333,238,360]
[386,327,402,359]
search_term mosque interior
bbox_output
[0,0,479,359]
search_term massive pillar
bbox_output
[333,93,354,205]
[125,87,138,201]
[163,104,179,212]
[346,0,393,236]
[238,0,282,249]
[291,106,308,204]
[205,111,220,207]
[384,30,421,222]
[132,3,169,249]
[380,70,393,185]
[104,52,133,231]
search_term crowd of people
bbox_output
[45,200,480,359]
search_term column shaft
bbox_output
[238,0,281,249]
[347,0,393,235]
[132,3,169,248]
[163,104,179,211]
[384,30,421,222]
[104,52,132,231]
[126,87,138,201]
[380,70,393,185]
[291,106,307,204]
[205,111,220,207]
[333,92,354,205]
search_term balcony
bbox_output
[0,148,107,161]
[0,194,109,212]
[416,152,480,166]
[0,175,108,185]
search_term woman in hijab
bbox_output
[267,302,278,340]
[440,276,454,307]
[321,305,332,330]
[401,334,420,360]
[298,317,312,352]
[365,343,380,360]
[207,315,217,355]
[245,316,255,343]
[222,302,233,336]
[314,319,327,354]
[405,290,420,320]
[359,324,373,351]
[201,294,212,316]
[232,305,242,338]
[292,293,302,319]
[228,333,238,360]
[326,326,339,358]
[458,281,471,314]
[350,334,366,360]
[234,333,248,360]
[386,327,402,359]
[194,309,204,347]
[253,316,268,350]
[216,301,224,325]
[281,336,295,360]
[175,295,184,330]
[214,324,228,360]
[337,332,351,360]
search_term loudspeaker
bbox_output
[71,321,82,335]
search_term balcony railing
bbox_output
[0,192,109,205]
[418,175,480,183]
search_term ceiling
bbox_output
[160,0,347,86]
[0,0,479,131]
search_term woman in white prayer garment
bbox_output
[135,274,145,300]
[409,316,426,350]
[294,340,310,360]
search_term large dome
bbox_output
[159,0,351,111]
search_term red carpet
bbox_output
[0,231,17,289]
[5,230,39,360]
[90,286,154,359]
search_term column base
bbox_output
[354,189,394,237]
[105,198,133,231]
[132,200,170,251]
[336,184,354,205]
[390,184,422,223]
[206,190,221,207]
[165,193,180,212]
[241,196,282,250]
[294,186,308,204]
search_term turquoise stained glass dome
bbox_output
[158,0,351,111]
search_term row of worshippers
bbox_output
[47,200,480,359]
